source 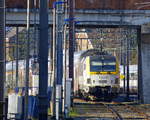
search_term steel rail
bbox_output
[113,102,150,120]
[124,103,150,120]
[74,101,122,120]
[102,103,123,120]
[74,100,150,120]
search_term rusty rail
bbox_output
[74,100,150,120]
[112,102,150,120]
[102,103,123,120]
[124,104,150,120]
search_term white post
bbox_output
[56,85,62,120]
[65,78,72,117]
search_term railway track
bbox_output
[109,102,150,120]
[73,99,150,120]
[101,102,150,120]
[102,103,123,120]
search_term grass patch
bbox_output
[48,108,52,115]
[69,108,79,117]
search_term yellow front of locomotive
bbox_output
[84,55,120,93]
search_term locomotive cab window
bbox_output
[90,56,116,72]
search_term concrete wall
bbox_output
[141,34,150,104]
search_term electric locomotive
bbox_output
[74,49,120,101]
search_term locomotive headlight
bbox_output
[87,78,91,84]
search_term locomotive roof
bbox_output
[74,49,115,64]
[74,49,112,59]
[90,55,116,60]
[81,49,106,57]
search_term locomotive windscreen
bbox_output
[90,55,116,72]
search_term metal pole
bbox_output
[68,0,74,107]
[137,27,143,103]
[63,24,67,113]
[0,0,5,119]
[24,0,30,119]
[55,0,64,118]
[56,0,63,85]
[33,0,37,58]
[16,27,19,87]
[12,51,14,88]
[123,52,126,93]
[63,1,68,114]
[38,0,49,119]
[123,30,126,93]
[51,6,56,117]
[126,29,130,100]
